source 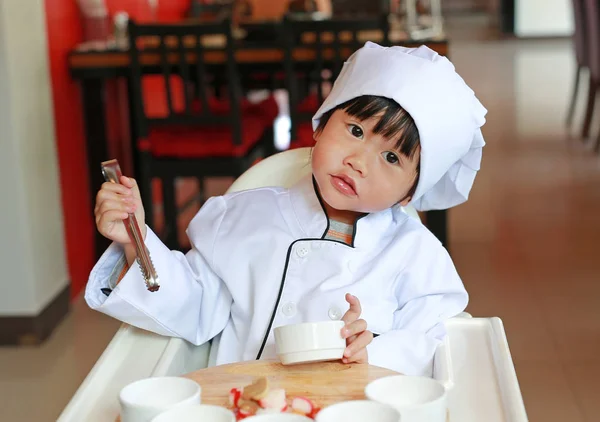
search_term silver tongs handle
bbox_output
[101,160,160,292]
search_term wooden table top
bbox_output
[182,359,399,409]
[68,29,448,74]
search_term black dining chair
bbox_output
[188,0,235,20]
[330,0,390,17]
[128,19,278,248]
[282,15,391,148]
[566,0,589,136]
[583,0,600,152]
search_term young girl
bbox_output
[87,42,486,377]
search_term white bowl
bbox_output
[119,377,201,422]
[244,414,314,421]
[365,375,447,422]
[315,400,400,422]
[150,404,235,422]
[274,321,346,365]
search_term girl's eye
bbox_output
[349,124,363,138]
[383,151,399,164]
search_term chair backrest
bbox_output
[331,0,390,17]
[128,19,243,144]
[227,147,420,220]
[282,15,390,139]
[584,0,600,78]
[188,0,234,20]
[572,0,587,66]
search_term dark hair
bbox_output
[315,95,421,200]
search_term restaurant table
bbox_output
[68,26,450,258]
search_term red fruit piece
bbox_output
[229,387,242,408]
[309,407,321,419]
[258,388,287,411]
[291,396,314,414]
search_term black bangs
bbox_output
[315,95,421,160]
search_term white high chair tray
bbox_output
[58,316,528,422]
[443,317,527,422]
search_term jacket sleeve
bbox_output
[366,242,468,376]
[85,196,232,346]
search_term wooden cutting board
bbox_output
[115,360,398,421]
[183,360,399,409]
[114,360,454,421]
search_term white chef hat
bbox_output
[312,41,487,211]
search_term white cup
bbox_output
[315,400,400,422]
[150,404,235,422]
[274,321,346,365]
[365,375,447,422]
[119,377,201,422]
[245,414,314,422]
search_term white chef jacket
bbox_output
[85,175,468,376]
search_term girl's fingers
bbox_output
[343,330,374,358]
[98,199,135,216]
[342,348,368,364]
[341,319,368,339]
[100,182,132,196]
[341,294,362,325]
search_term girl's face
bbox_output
[311,109,420,221]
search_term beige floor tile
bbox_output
[563,363,600,422]
[0,297,121,421]
[514,361,585,422]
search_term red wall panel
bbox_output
[44,0,91,299]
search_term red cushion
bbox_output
[140,115,267,159]
[200,96,279,126]
[141,75,279,125]
[297,93,320,114]
[289,121,315,149]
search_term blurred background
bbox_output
[1,1,599,421]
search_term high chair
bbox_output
[58,148,528,422]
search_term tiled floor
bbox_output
[2,14,600,422]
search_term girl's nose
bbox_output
[343,148,368,177]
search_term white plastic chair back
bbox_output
[227,147,420,220]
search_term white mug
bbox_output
[119,377,201,422]
[315,400,400,422]
[365,375,447,422]
[150,404,236,422]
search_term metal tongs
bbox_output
[101,160,160,292]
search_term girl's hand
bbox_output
[340,293,373,364]
[95,175,146,245]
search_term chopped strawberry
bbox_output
[258,388,287,411]
[291,396,314,415]
[229,387,242,408]
[309,407,321,419]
